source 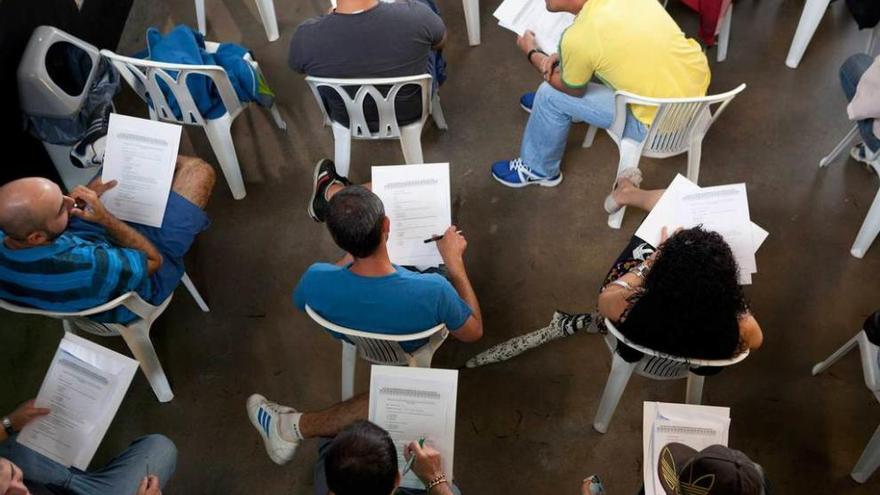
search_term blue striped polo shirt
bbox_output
[0,228,150,323]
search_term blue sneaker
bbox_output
[491,158,563,188]
[520,92,536,113]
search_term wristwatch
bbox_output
[1,416,14,436]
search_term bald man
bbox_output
[0,156,214,323]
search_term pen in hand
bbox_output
[423,231,463,243]
[402,437,425,476]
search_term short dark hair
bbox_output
[326,186,386,258]
[325,421,398,495]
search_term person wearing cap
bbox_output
[654,443,769,495]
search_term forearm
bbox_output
[447,263,482,322]
[528,52,582,96]
[102,216,163,274]
[430,483,455,495]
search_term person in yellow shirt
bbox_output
[491,0,711,189]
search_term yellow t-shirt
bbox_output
[559,0,711,125]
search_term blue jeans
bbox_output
[840,53,880,153]
[521,82,648,178]
[0,434,177,495]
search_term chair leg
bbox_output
[851,189,880,259]
[204,117,247,200]
[686,141,702,184]
[331,124,352,178]
[399,125,425,164]
[608,139,643,229]
[852,423,880,483]
[812,333,860,375]
[582,125,598,148]
[868,25,879,55]
[341,341,356,401]
[255,0,279,42]
[462,0,481,47]
[180,272,209,312]
[195,0,207,35]
[62,319,76,335]
[785,0,832,69]
[685,373,705,404]
[118,322,174,402]
[716,4,732,63]
[820,126,859,168]
[593,353,637,433]
[269,104,287,130]
[431,93,448,131]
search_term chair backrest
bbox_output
[604,318,749,378]
[609,84,746,159]
[0,291,159,324]
[99,48,243,126]
[305,305,447,365]
[304,74,432,140]
[17,26,102,119]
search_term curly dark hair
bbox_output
[619,226,748,360]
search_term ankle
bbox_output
[280,412,305,442]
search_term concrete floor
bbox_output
[3,0,880,493]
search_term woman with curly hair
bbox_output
[465,169,761,369]
[598,170,763,358]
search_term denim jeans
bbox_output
[521,82,648,178]
[0,434,177,495]
[840,53,880,153]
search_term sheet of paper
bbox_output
[676,183,757,281]
[634,174,769,285]
[493,0,574,53]
[372,163,452,267]
[101,113,181,228]
[643,402,730,495]
[17,333,139,470]
[369,365,458,490]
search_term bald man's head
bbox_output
[0,178,72,245]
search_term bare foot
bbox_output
[581,476,605,495]
[610,176,639,207]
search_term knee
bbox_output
[533,82,556,108]
[181,157,216,190]
[138,434,178,466]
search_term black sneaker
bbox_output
[308,159,350,222]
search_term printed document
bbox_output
[634,174,767,285]
[369,365,458,490]
[101,113,181,228]
[372,163,452,267]
[493,0,575,53]
[643,402,731,495]
[17,333,139,470]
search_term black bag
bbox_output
[847,0,880,29]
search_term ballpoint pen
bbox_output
[401,437,425,476]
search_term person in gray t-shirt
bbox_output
[289,0,447,133]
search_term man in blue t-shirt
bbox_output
[0,155,215,323]
[294,160,483,352]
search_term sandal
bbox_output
[603,168,643,214]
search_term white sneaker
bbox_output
[850,143,880,172]
[246,394,299,465]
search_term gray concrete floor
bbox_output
[3,0,880,493]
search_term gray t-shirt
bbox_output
[289,0,446,129]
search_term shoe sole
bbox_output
[492,172,563,188]
[307,159,328,222]
[246,394,292,466]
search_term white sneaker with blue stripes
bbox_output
[247,394,299,465]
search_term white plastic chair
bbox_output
[195,0,279,42]
[593,318,749,433]
[305,74,447,177]
[100,42,287,200]
[812,321,880,482]
[819,127,880,258]
[582,84,746,229]
[786,0,880,69]
[0,291,180,402]
[305,305,448,400]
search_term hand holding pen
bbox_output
[431,226,467,272]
